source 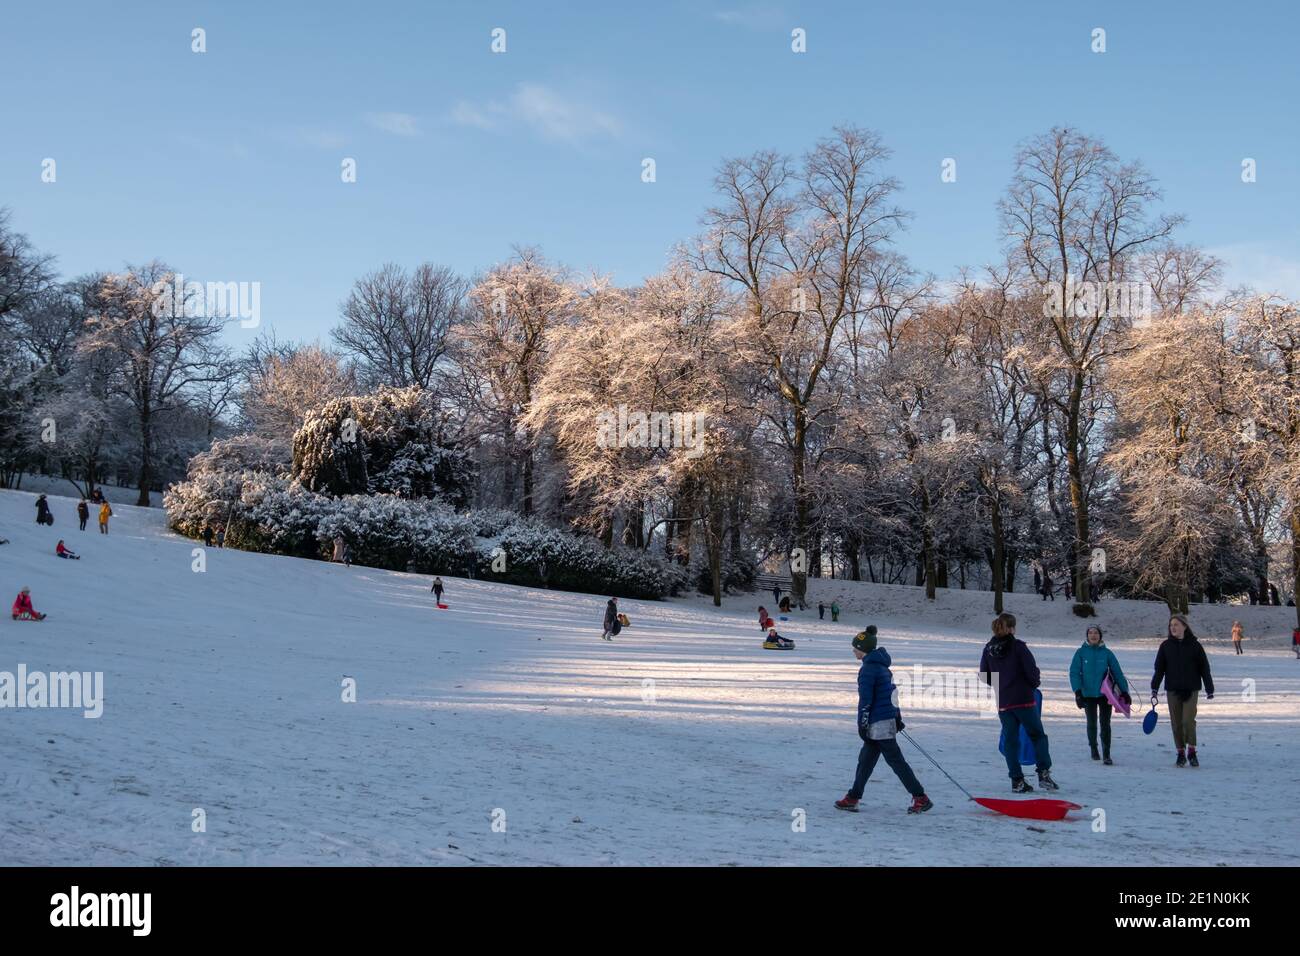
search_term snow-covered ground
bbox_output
[1,488,1297,866]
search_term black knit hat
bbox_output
[852,625,878,653]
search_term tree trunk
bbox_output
[1064,373,1092,609]
[136,405,153,506]
[991,494,1006,614]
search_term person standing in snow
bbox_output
[831,600,840,622]
[431,576,444,602]
[980,612,1058,792]
[35,494,53,526]
[602,597,618,641]
[216,526,225,548]
[332,535,346,563]
[77,499,90,531]
[1040,570,1054,601]
[772,583,781,606]
[98,500,112,534]
[1151,614,1214,767]
[818,601,826,620]
[1069,625,1129,764]
[757,606,769,630]
[835,626,932,814]
[202,524,214,547]
[1231,621,1244,655]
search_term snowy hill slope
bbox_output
[1,488,1298,865]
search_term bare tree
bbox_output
[332,263,467,390]
[80,262,229,504]
[1000,127,1180,612]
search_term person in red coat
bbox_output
[56,539,80,560]
[12,586,46,620]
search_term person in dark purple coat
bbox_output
[980,612,1058,793]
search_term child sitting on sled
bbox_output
[763,625,795,650]
[12,586,46,621]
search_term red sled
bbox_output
[436,603,449,609]
[971,797,1083,821]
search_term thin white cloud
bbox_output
[450,83,622,144]
[714,4,786,30]
[365,111,420,136]
[277,126,348,150]
[1208,242,1300,299]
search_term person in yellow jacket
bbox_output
[98,500,113,534]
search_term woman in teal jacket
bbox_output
[1069,625,1131,765]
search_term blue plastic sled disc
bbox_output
[1142,707,1158,735]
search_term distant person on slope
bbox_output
[202,524,214,547]
[1151,614,1214,768]
[98,500,112,534]
[1040,570,1054,601]
[35,494,53,526]
[55,539,80,560]
[77,499,90,531]
[431,577,444,602]
[12,586,45,621]
[1069,625,1129,764]
[818,601,826,620]
[980,612,1057,792]
[602,597,619,641]
[216,526,225,548]
[835,626,932,814]
[1231,621,1244,655]
[757,606,769,630]
[830,600,840,622]
[772,584,781,606]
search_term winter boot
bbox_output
[1036,769,1059,791]
[908,794,933,814]
[1175,750,1187,767]
[1090,745,1100,761]
[835,795,860,812]
[1011,777,1034,794]
[1102,752,1113,766]
[1187,748,1199,768]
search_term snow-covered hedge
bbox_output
[166,466,686,599]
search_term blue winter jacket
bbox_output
[1069,640,1129,698]
[857,647,900,730]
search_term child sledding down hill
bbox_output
[763,625,794,650]
[55,540,80,560]
[12,587,46,621]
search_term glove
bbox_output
[1075,690,1085,709]
[1206,693,1214,700]
[858,725,870,742]
[1121,691,1132,706]
[895,716,905,732]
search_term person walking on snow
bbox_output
[1069,625,1130,764]
[818,601,826,620]
[35,494,52,526]
[98,500,112,534]
[55,539,80,560]
[980,612,1058,792]
[835,626,933,814]
[216,526,225,548]
[202,525,213,547]
[431,576,444,602]
[772,583,781,606]
[12,587,45,621]
[830,600,840,622]
[602,597,619,641]
[77,499,90,531]
[1231,621,1244,655]
[1151,614,1214,767]
[1040,570,1054,601]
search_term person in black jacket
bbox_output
[77,499,90,531]
[35,495,52,525]
[980,612,1057,792]
[601,598,618,641]
[1151,614,1214,767]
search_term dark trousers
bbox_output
[1233,639,1243,655]
[1082,698,1112,754]
[998,706,1052,778]
[848,736,924,800]
[79,517,87,530]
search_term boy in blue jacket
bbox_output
[1069,625,1131,764]
[980,612,1058,792]
[835,626,933,814]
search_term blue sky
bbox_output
[2,0,1297,346]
